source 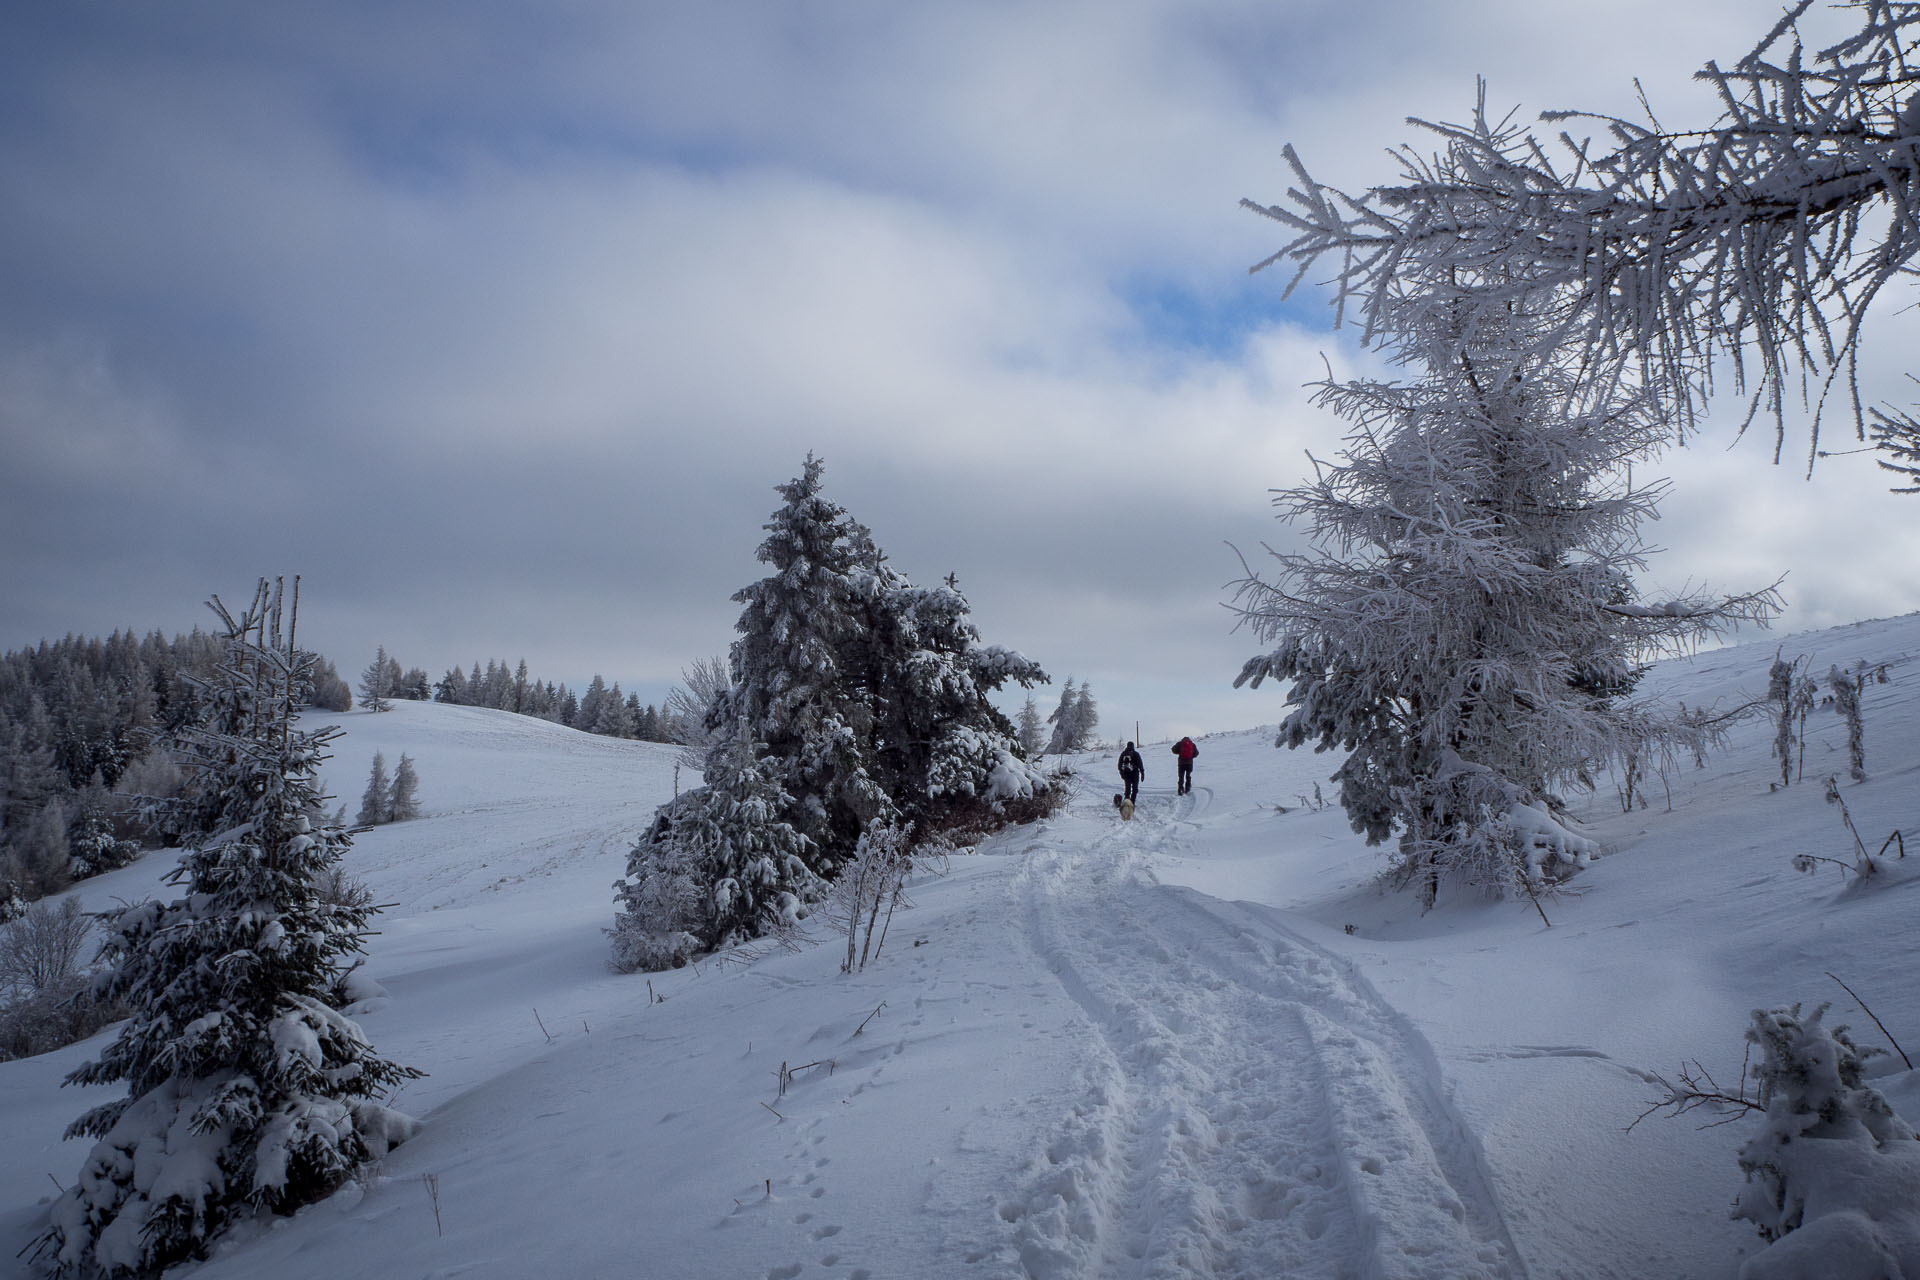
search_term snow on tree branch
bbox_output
[1247,1,1920,480]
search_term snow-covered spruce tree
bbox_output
[1733,1003,1920,1272]
[387,753,420,822]
[36,579,419,1278]
[1234,276,1779,906]
[854,573,1049,833]
[723,455,891,878]
[356,751,391,828]
[613,457,1047,968]
[610,723,818,972]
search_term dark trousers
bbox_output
[1122,774,1139,802]
[1177,760,1192,794]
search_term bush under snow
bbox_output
[1734,1003,1920,1279]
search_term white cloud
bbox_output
[1,0,1915,740]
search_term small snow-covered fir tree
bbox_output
[1733,1002,1920,1273]
[36,579,419,1278]
[387,753,420,822]
[356,751,391,827]
[611,724,818,971]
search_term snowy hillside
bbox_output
[4,616,1919,1279]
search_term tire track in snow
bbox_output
[1001,801,1524,1280]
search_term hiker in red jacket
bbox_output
[1172,736,1198,795]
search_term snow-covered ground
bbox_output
[3,614,1918,1279]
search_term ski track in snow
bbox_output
[1001,786,1525,1280]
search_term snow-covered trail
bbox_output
[1002,785,1523,1280]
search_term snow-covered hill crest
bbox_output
[2,614,1917,1278]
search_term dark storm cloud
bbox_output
[3,0,1916,739]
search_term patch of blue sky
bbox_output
[1119,273,1333,362]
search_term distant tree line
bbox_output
[424,656,676,743]
[0,629,349,900]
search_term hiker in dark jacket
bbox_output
[1117,741,1144,803]
[1172,736,1198,795]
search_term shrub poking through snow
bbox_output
[1829,664,1868,783]
[33,579,421,1278]
[1732,1003,1920,1278]
[1769,656,1797,791]
[827,818,942,974]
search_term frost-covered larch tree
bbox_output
[1234,265,1779,905]
[1245,2,1920,485]
[387,753,420,821]
[357,646,393,713]
[35,579,420,1277]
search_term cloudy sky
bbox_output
[3,1,1917,742]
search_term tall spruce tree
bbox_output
[37,579,419,1277]
[726,454,890,877]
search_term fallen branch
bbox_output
[1629,1057,1761,1133]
